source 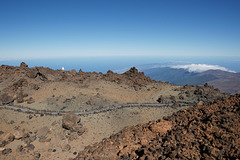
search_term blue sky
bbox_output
[0,0,240,60]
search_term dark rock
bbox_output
[0,141,7,147]
[27,97,35,104]
[16,145,24,152]
[179,95,184,100]
[9,120,14,124]
[28,115,33,119]
[62,112,81,131]
[0,93,14,105]
[204,83,209,87]
[26,144,35,151]
[0,132,15,147]
[33,151,41,159]
[63,98,71,103]
[157,95,163,103]
[2,148,12,154]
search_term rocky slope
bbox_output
[0,63,226,112]
[75,94,240,160]
[0,63,230,160]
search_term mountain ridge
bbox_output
[143,67,240,94]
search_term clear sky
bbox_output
[0,0,240,60]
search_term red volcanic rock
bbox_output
[75,95,240,160]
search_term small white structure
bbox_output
[62,67,64,71]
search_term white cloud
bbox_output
[171,64,236,73]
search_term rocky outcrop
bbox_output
[75,94,240,160]
[157,84,227,105]
[104,67,156,89]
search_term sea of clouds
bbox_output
[114,63,236,74]
[171,64,236,73]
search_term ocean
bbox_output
[0,56,239,73]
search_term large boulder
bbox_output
[62,112,80,130]
[62,112,85,136]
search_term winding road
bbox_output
[0,102,191,116]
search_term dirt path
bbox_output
[0,103,191,116]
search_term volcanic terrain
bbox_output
[0,62,230,160]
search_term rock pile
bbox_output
[0,129,37,156]
[75,94,240,159]
[157,84,227,105]
[104,67,155,89]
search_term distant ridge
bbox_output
[143,67,240,94]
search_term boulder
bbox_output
[62,112,81,131]
[0,93,14,105]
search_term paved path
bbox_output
[0,103,191,116]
